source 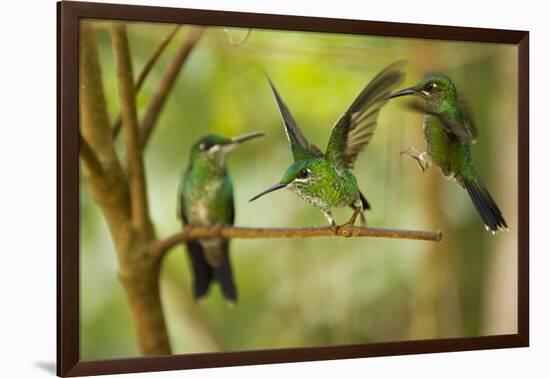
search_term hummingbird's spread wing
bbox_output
[325,61,406,169]
[267,77,323,161]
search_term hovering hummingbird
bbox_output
[389,75,507,232]
[178,132,264,304]
[249,62,405,230]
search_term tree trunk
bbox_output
[79,21,171,356]
[117,239,171,355]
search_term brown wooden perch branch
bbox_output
[152,225,443,259]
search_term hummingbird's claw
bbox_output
[400,146,429,173]
[418,161,427,173]
[323,210,338,233]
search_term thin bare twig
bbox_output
[111,23,151,232]
[140,26,206,147]
[112,25,181,137]
[151,225,443,259]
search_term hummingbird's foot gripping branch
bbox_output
[343,207,362,229]
[400,146,431,173]
[322,210,338,233]
[151,226,443,259]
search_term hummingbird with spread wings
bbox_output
[389,75,507,232]
[179,132,264,304]
[249,62,406,230]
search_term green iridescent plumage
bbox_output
[179,132,264,303]
[251,62,406,229]
[390,75,507,232]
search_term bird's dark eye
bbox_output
[424,82,435,93]
[298,168,309,179]
[199,143,208,151]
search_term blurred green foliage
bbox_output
[80,21,518,359]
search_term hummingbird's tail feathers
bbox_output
[215,242,238,304]
[359,191,371,211]
[187,241,238,303]
[461,176,508,232]
[186,242,214,300]
[215,261,237,305]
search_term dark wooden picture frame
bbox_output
[57,1,529,376]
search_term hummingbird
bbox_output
[249,62,405,230]
[178,132,264,304]
[389,75,507,232]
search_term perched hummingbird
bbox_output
[249,62,405,230]
[389,75,507,232]
[178,132,264,303]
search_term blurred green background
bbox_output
[80,21,518,360]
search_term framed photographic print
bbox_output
[57,1,529,376]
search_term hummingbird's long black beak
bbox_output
[389,87,417,99]
[229,131,265,145]
[249,183,287,202]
